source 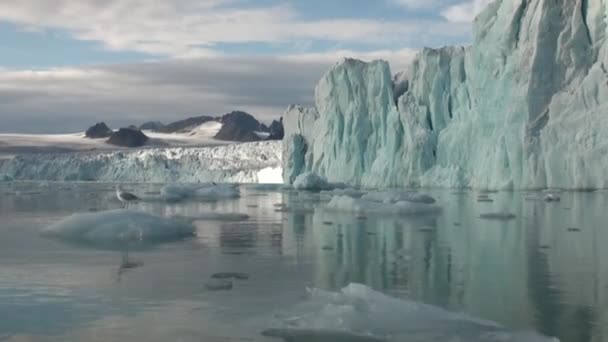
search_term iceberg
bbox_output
[283,0,608,190]
[0,141,281,183]
[41,209,251,249]
[41,210,196,249]
[265,283,557,342]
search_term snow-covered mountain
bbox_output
[284,0,608,190]
[0,141,281,183]
[0,120,230,155]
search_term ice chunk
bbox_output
[160,183,239,202]
[41,210,196,248]
[326,195,440,216]
[266,283,557,342]
[544,194,561,202]
[293,172,344,191]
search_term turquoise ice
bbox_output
[283,0,608,190]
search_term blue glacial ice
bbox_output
[283,0,608,190]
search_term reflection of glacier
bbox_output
[284,0,608,189]
[280,191,608,342]
[0,141,281,183]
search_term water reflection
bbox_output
[1,183,608,341]
[278,190,608,342]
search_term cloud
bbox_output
[441,0,495,23]
[0,0,469,57]
[390,0,442,9]
[0,50,418,133]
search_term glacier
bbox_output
[283,0,608,190]
[0,141,282,183]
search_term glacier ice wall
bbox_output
[283,0,608,190]
[0,141,282,183]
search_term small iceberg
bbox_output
[160,183,239,202]
[293,172,345,191]
[41,210,196,249]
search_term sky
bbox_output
[0,0,493,133]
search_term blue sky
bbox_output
[0,0,491,132]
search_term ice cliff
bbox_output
[0,141,282,183]
[283,0,608,190]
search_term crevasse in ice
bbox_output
[283,0,608,190]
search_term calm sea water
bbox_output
[0,182,606,342]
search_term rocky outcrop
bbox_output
[158,115,214,133]
[107,128,149,147]
[268,118,284,140]
[85,122,113,139]
[139,121,165,131]
[214,111,263,142]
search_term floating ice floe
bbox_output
[326,195,440,216]
[544,194,561,202]
[263,283,558,342]
[41,210,196,249]
[160,183,240,202]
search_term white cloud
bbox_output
[0,50,418,133]
[441,0,495,23]
[0,0,469,57]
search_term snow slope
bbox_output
[0,141,282,183]
[284,0,608,190]
[0,121,228,155]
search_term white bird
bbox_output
[115,185,139,208]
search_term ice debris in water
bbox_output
[160,183,239,202]
[544,194,561,202]
[361,191,436,204]
[41,210,196,248]
[264,283,558,342]
[321,188,366,198]
[293,172,344,191]
[326,192,440,216]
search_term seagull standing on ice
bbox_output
[115,185,139,208]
